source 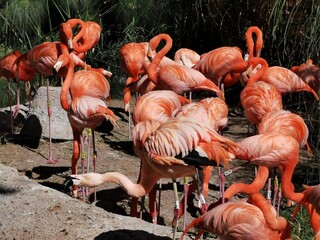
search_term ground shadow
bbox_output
[103,139,135,156]
[30,166,70,180]
[94,229,172,240]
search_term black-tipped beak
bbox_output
[62,176,79,192]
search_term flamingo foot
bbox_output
[47,154,58,164]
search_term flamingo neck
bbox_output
[247,57,269,86]
[60,57,74,111]
[146,33,173,84]
[249,193,291,238]
[60,18,86,50]
[100,172,155,198]
[245,26,263,58]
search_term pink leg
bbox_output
[13,81,20,119]
[46,78,57,164]
[7,81,13,133]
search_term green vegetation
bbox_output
[0,1,319,238]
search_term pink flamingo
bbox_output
[70,115,245,238]
[57,58,118,198]
[146,33,224,100]
[180,192,292,240]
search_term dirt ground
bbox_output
[0,97,316,239]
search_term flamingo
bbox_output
[172,97,229,215]
[119,42,150,86]
[193,46,245,91]
[57,58,118,198]
[258,110,311,154]
[130,90,190,222]
[239,57,283,133]
[295,184,320,215]
[234,132,304,204]
[291,59,319,94]
[70,115,245,238]
[61,18,102,55]
[173,48,200,68]
[180,192,292,240]
[146,33,225,100]
[240,81,283,126]
[243,57,319,100]
[0,50,22,131]
[25,41,73,164]
[293,184,320,240]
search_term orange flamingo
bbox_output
[57,59,118,198]
[240,81,283,126]
[0,50,22,130]
[180,192,292,240]
[70,116,245,237]
[146,33,224,99]
[291,59,319,94]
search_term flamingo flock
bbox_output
[1,20,320,240]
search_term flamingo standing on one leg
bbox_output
[26,41,73,164]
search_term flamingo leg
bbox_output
[172,180,180,240]
[13,81,20,119]
[183,176,189,230]
[277,185,282,216]
[91,129,97,202]
[46,77,57,164]
[80,129,87,201]
[267,178,272,204]
[273,175,279,208]
[7,80,13,133]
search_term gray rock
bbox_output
[28,86,73,140]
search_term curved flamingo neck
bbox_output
[247,57,269,86]
[60,18,86,49]
[249,192,292,237]
[224,166,269,201]
[98,172,156,198]
[146,33,173,84]
[245,26,263,58]
[60,57,75,111]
